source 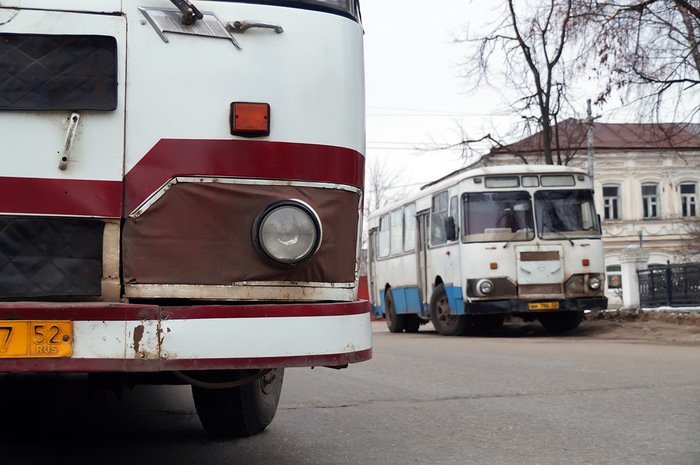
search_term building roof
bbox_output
[489,119,700,156]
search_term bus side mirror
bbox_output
[597,214,602,234]
[445,216,457,241]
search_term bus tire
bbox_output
[385,289,406,333]
[192,368,284,438]
[404,315,421,333]
[538,311,583,334]
[430,284,466,336]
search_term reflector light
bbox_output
[582,259,590,266]
[230,102,270,137]
[490,262,498,270]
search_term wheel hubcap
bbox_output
[436,296,455,326]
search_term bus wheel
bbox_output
[404,315,421,333]
[385,289,406,333]
[539,311,583,334]
[430,284,466,336]
[192,368,284,438]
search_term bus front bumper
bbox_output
[0,301,372,373]
[464,297,608,315]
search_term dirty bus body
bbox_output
[0,0,370,436]
[367,165,608,336]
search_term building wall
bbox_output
[591,150,700,307]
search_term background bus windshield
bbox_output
[462,191,534,243]
[535,190,600,239]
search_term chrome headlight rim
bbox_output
[588,275,602,290]
[252,199,322,267]
[476,278,495,296]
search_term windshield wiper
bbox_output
[544,229,575,246]
[171,0,203,25]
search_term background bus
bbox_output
[368,165,607,336]
[0,0,369,437]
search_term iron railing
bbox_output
[638,263,700,307]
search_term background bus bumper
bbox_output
[465,297,608,315]
[0,301,372,373]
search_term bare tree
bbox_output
[362,158,407,248]
[575,0,700,120]
[463,0,578,164]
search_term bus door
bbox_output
[368,228,378,312]
[416,210,430,311]
[0,7,126,218]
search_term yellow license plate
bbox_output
[0,321,73,358]
[528,302,560,311]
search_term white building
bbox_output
[469,120,700,307]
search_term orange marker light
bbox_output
[582,259,590,266]
[230,102,270,137]
[490,262,498,270]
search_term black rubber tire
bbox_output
[403,315,421,333]
[430,284,466,336]
[385,289,406,333]
[539,311,583,334]
[192,368,284,438]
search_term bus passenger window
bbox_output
[378,214,390,257]
[403,204,416,252]
[431,191,449,245]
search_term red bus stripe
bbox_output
[124,139,365,213]
[0,301,369,321]
[0,141,363,217]
[161,300,369,319]
[0,176,122,218]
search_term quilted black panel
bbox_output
[0,217,104,299]
[0,33,117,111]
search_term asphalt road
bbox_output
[1,320,699,465]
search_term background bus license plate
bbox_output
[528,302,560,311]
[0,321,73,358]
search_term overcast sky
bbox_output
[360,1,699,202]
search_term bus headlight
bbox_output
[477,279,494,295]
[253,200,322,265]
[588,276,601,290]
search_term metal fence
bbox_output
[638,263,700,307]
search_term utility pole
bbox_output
[586,99,595,179]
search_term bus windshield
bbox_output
[535,190,600,239]
[462,191,534,243]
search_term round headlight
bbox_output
[477,279,494,295]
[588,276,601,290]
[254,200,322,265]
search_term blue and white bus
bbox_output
[367,165,608,336]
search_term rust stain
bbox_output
[133,324,145,354]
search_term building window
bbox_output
[606,265,622,289]
[641,183,659,219]
[681,183,697,217]
[602,185,621,220]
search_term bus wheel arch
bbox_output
[384,285,406,333]
[430,282,466,336]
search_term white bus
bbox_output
[0,0,369,437]
[367,165,608,336]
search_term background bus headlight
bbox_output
[477,279,494,295]
[588,276,601,290]
[254,200,322,265]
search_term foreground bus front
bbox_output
[0,0,369,436]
